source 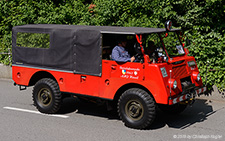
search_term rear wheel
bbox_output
[33,78,62,114]
[118,88,156,129]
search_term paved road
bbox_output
[0,79,224,141]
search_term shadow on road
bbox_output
[150,99,215,130]
[57,97,119,119]
[57,97,217,130]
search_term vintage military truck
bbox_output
[12,22,206,129]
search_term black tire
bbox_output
[158,103,187,115]
[118,88,156,129]
[32,78,62,114]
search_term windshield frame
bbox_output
[158,31,186,59]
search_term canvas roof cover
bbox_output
[12,24,181,76]
[12,24,181,35]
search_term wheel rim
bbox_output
[125,100,144,121]
[37,88,52,107]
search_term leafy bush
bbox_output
[0,0,224,91]
[187,31,225,91]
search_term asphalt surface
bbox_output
[0,78,224,141]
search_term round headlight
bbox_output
[197,73,201,81]
[192,72,201,81]
[173,80,177,89]
[168,79,178,89]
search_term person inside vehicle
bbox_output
[145,41,157,56]
[102,46,111,60]
[111,37,135,62]
[145,41,158,63]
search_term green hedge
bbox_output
[0,0,224,91]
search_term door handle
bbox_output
[81,76,86,79]
[81,75,86,82]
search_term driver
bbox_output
[111,38,135,62]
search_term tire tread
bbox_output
[118,88,156,129]
[32,78,62,114]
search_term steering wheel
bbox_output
[133,53,143,63]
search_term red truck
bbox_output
[12,21,206,129]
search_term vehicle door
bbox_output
[71,29,102,97]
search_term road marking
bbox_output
[3,107,69,118]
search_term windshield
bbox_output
[141,32,185,63]
[161,32,185,57]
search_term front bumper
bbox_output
[169,86,207,105]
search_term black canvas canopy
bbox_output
[12,24,180,76]
[12,24,180,35]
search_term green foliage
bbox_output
[0,33,11,65]
[162,32,185,56]
[187,31,225,91]
[17,32,50,48]
[0,0,224,91]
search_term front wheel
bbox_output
[118,88,156,129]
[32,78,62,114]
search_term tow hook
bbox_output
[19,85,27,91]
[188,98,195,105]
[14,82,27,91]
[180,98,195,105]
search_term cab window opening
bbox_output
[101,34,138,62]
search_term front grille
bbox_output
[172,65,188,77]
[181,76,195,94]
[181,77,192,85]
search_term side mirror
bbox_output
[165,20,172,31]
